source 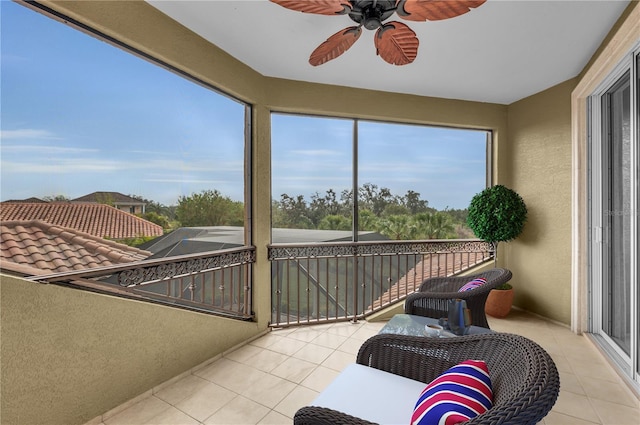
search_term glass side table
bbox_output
[379,313,493,337]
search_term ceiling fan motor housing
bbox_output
[349,0,396,30]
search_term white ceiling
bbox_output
[147,0,630,104]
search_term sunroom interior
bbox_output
[1,1,640,424]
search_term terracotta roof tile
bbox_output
[3,197,47,203]
[0,202,163,239]
[12,254,28,264]
[0,219,152,276]
[71,191,144,204]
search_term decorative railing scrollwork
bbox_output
[118,247,256,287]
[268,239,492,260]
[29,246,256,321]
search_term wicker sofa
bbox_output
[404,267,513,329]
[294,332,559,425]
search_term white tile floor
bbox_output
[91,310,640,425]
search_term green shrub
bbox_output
[467,185,527,243]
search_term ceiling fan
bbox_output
[269,0,486,66]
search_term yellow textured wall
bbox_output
[264,78,507,128]
[0,275,260,425]
[505,78,578,324]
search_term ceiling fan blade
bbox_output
[374,21,418,66]
[396,0,486,21]
[309,26,362,66]
[269,0,352,15]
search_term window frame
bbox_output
[270,111,493,242]
[13,0,254,247]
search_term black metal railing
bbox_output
[268,239,492,327]
[29,246,256,319]
[27,240,490,325]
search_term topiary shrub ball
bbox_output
[467,185,527,243]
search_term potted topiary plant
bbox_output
[466,185,527,318]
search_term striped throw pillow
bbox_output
[410,359,493,425]
[458,277,487,292]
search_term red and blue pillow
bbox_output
[458,277,487,292]
[410,359,493,425]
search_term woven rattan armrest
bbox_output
[404,268,512,328]
[294,406,376,425]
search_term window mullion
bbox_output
[353,119,359,242]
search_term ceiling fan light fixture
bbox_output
[269,0,487,66]
[363,16,382,30]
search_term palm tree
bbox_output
[377,215,414,240]
[413,212,455,239]
[318,215,351,230]
[357,209,378,231]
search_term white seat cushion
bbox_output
[311,363,426,424]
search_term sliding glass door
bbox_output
[589,50,639,388]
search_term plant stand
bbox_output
[485,287,514,318]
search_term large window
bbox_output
[271,113,490,242]
[1,1,249,253]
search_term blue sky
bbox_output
[272,115,487,210]
[1,1,486,210]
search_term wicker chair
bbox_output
[404,267,513,329]
[294,333,560,425]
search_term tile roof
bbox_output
[71,191,145,204]
[3,197,47,203]
[0,202,163,239]
[0,220,152,276]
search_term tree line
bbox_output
[271,183,472,240]
[42,184,473,240]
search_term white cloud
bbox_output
[290,149,342,156]
[0,144,96,154]
[1,159,119,174]
[144,178,229,184]
[0,129,61,140]
[276,176,348,182]
[169,160,244,173]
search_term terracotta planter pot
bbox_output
[485,288,514,318]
